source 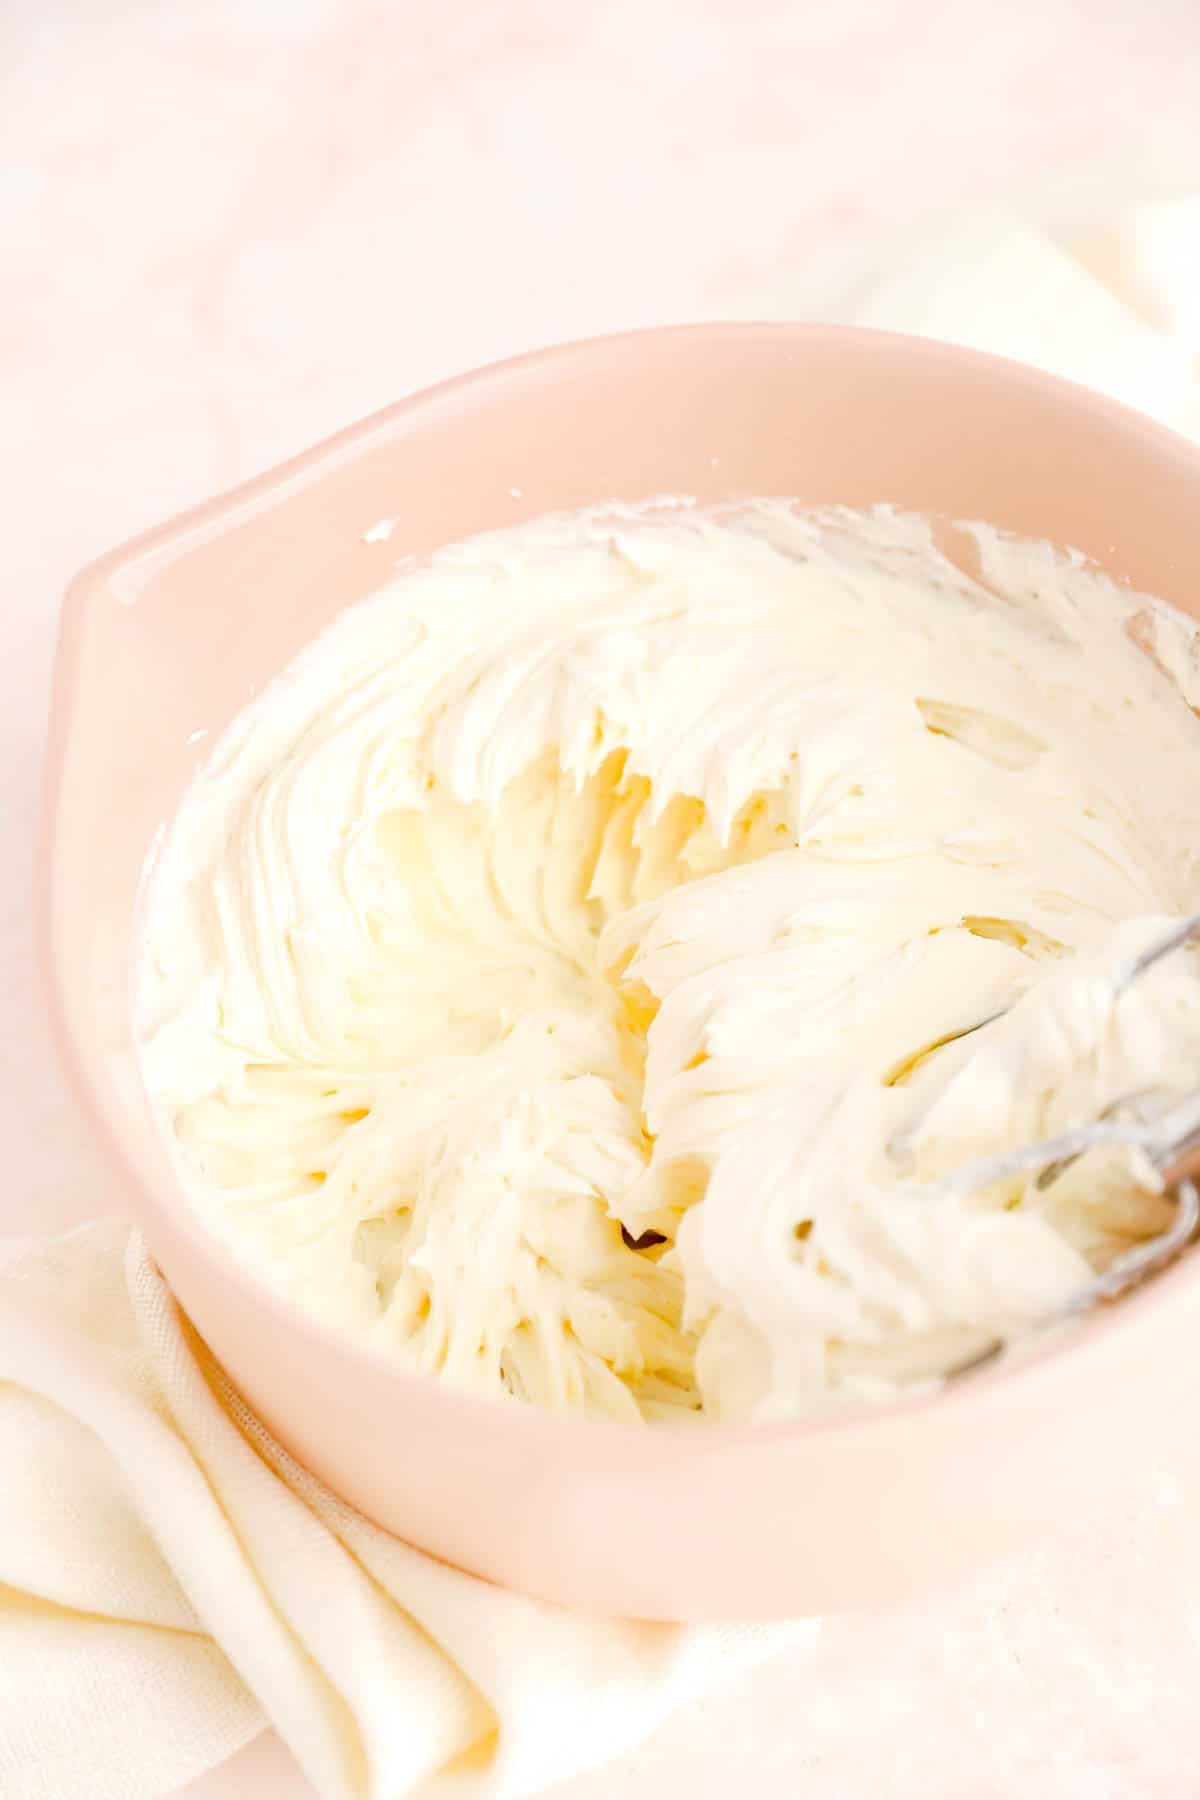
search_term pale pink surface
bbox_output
[7,2,1200,1796]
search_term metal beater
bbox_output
[890,907,1200,1380]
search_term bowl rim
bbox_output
[40,317,1200,1458]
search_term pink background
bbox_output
[5,3,1200,1794]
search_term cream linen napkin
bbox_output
[848,189,1200,435]
[0,1223,812,1800]
[4,181,1199,1800]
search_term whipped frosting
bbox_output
[136,502,1200,1423]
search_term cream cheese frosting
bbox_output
[136,502,1200,1423]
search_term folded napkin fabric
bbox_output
[847,194,1200,438]
[0,1223,811,1800]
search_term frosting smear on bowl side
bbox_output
[137,503,1200,1423]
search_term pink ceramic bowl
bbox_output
[42,325,1200,1621]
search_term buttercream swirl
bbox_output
[137,503,1200,1421]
